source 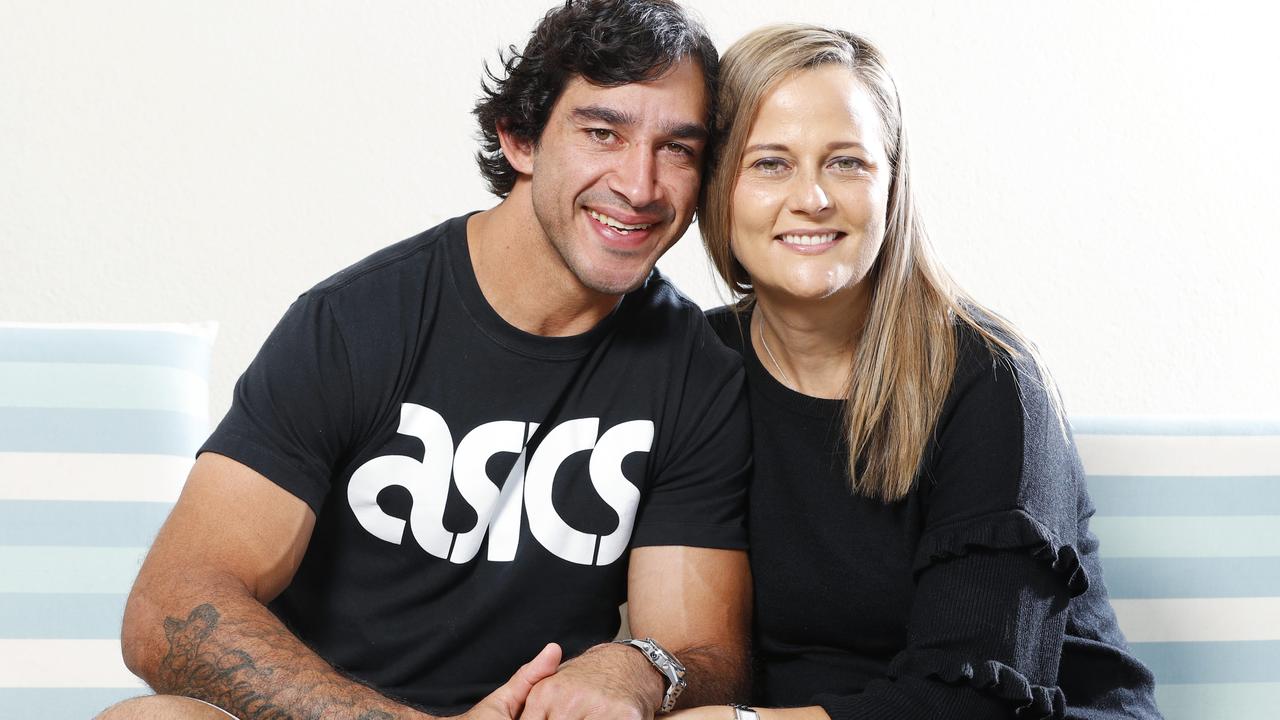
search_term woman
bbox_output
[673,25,1162,720]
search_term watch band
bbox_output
[613,637,687,712]
[730,704,760,720]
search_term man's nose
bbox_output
[607,146,661,210]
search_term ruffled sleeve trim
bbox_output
[913,509,1089,596]
[889,650,1068,719]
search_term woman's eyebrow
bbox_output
[744,142,789,153]
[744,141,869,154]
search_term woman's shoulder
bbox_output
[926,310,1080,514]
[917,311,1090,595]
[952,311,1039,381]
[935,309,1082,492]
[946,311,1060,432]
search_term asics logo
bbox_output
[347,403,653,566]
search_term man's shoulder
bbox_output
[620,273,742,366]
[304,214,466,303]
[703,304,747,353]
[626,269,700,318]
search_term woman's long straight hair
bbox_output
[701,25,1061,502]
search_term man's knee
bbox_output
[96,695,236,719]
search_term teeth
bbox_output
[588,209,652,232]
[779,233,838,246]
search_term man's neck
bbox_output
[466,193,623,337]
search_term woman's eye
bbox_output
[831,157,866,171]
[751,158,787,173]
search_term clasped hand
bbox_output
[460,642,665,720]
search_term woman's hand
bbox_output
[665,706,736,720]
[668,706,833,720]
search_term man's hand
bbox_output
[519,642,665,720]
[459,643,562,720]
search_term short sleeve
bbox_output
[813,330,1087,719]
[199,292,357,513]
[628,328,750,551]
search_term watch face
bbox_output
[622,637,687,711]
[670,655,687,674]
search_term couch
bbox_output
[1,322,1274,719]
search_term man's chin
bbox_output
[573,265,654,297]
[577,275,648,297]
[554,241,662,297]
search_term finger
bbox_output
[513,642,562,693]
[483,643,562,717]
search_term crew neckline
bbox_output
[445,213,625,360]
[729,307,845,420]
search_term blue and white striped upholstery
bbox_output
[1075,417,1280,720]
[0,321,215,720]
[0,327,1272,720]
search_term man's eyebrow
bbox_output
[571,105,636,127]
[571,104,708,142]
[663,121,709,142]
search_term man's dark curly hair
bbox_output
[474,0,719,197]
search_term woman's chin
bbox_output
[755,275,862,307]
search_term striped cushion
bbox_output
[0,329,1270,720]
[1075,417,1280,720]
[0,321,215,720]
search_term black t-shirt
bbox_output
[708,307,1161,720]
[200,214,750,714]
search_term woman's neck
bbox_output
[751,287,870,399]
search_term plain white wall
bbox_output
[3,0,1277,424]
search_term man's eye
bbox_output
[588,129,616,143]
[664,142,693,157]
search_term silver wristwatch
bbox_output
[613,637,687,712]
[730,704,760,720]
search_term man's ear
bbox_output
[496,121,535,175]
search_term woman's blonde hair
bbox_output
[702,24,1059,502]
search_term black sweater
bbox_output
[708,307,1162,720]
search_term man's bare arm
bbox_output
[519,546,751,719]
[122,453,431,720]
[122,453,433,719]
[626,545,752,707]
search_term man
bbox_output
[102,1,750,719]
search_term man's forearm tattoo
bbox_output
[158,603,294,718]
[157,604,401,720]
